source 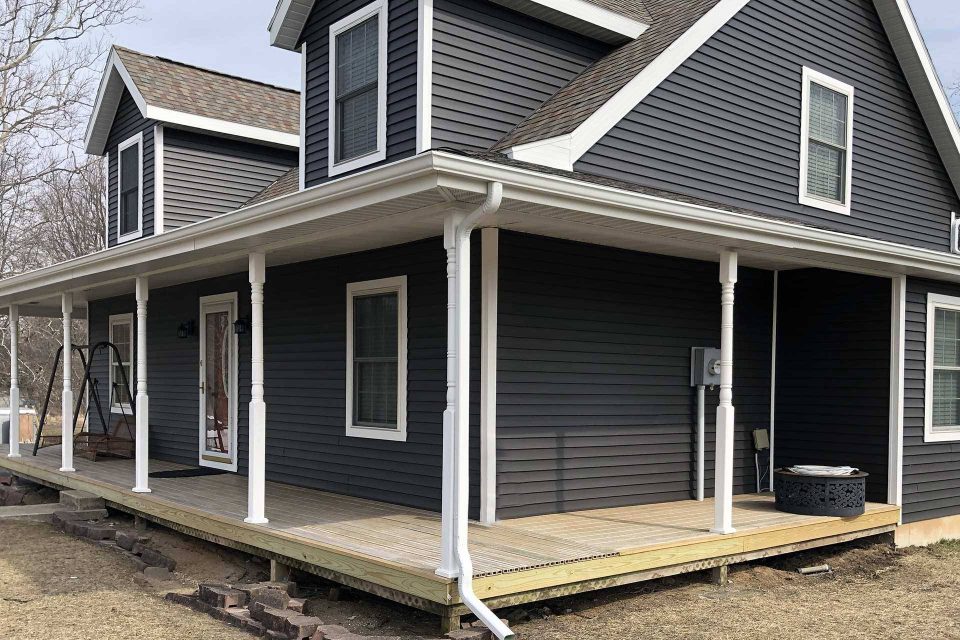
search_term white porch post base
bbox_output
[133,277,151,493]
[60,293,74,473]
[8,304,19,458]
[7,387,19,458]
[245,253,268,525]
[711,405,736,534]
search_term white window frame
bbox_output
[108,313,134,414]
[925,293,960,442]
[116,131,144,243]
[327,0,388,177]
[798,66,855,216]
[345,275,407,441]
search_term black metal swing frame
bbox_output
[33,341,136,460]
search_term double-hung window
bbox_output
[328,0,387,176]
[926,294,960,442]
[117,132,143,241]
[109,313,134,413]
[346,276,407,441]
[799,67,854,215]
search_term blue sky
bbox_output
[106,0,959,95]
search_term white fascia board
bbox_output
[84,50,150,155]
[506,135,575,172]
[509,0,751,168]
[873,0,960,196]
[144,106,300,149]
[490,0,646,43]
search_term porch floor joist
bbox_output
[0,447,900,616]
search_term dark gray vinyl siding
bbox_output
[495,232,773,518]
[162,129,297,231]
[106,90,155,246]
[301,0,418,188]
[87,238,480,514]
[576,0,960,252]
[903,277,960,524]
[431,0,610,151]
[774,269,890,503]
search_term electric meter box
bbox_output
[690,347,721,387]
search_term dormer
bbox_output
[85,47,300,247]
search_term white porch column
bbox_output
[712,250,737,534]
[133,277,151,493]
[60,292,75,472]
[437,216,460,578]
[245,252,268,524]
[8,304,20,458]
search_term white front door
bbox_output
[198,293,238,471]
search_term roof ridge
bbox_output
[112,45,298,95]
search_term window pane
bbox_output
[806,140,845,202]
[935,308,960,367]
[354,293,398,358]
[338,88,378,161]
[119,144,139,234]
[933,369,960,430]
[355,361,398,425]
[808,83,847,147]
[336,16,378,97]
[112,322,131,362]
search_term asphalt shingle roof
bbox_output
[493,0,720,150]
[114,46,299,136]
[586,0,653,24]
[244,167,300,207]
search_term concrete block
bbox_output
[199,583,248,608]
[140,547,177,571]
[59,490,104,510]
[250,587,290,611]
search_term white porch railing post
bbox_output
[437,215,461,578]
[60,292,75,472]
[712,250,737,534]
[8,304,19,458]
[245,252,268,524]
[133,277,151,493]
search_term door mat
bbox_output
[149,468,228,479]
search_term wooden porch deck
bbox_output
[0,447,900,617]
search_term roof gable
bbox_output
[85,47,300,155]
[500,0,960,198]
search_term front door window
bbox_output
[199,294,237,470]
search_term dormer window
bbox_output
[328,0,387,177]
[117,132,143,241]
[798,67,855,215]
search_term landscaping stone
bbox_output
[250,587,291,611]
[199,583,248,608]
[116,529,150,551]
[260,580,298,596]
[59,489,105,510]
[445,629,491,640]
[287,597,306,613]
[0,471,13,485]
[140,547,177,571]
[250,602,297,631]
[3,488,24,506]
[284,614,322,639]
[51,508,109,525]
[80,524,117,541]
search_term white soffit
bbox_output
[270,0,317,50]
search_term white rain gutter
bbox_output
[452,181,514,640]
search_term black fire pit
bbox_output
[773,469,868,517]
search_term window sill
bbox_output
[117,229,143,244]
[798,192,851,216]
[346,424,407,442]
[923,429,960,443]
[110,405,133,415]
[328,147,387,177]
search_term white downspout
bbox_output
[451,182,514,640]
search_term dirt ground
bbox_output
[3,517,960,640]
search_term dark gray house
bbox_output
[2,0,959,636]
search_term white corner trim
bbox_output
[103,152,110,248]
[924,292,960,443]
[509,0,752,169]
[479,227,498,525]
[154,125,165,235]
[889,275,906,513]
[327,0,389,177]
[345,275,408,442]
[490,0,646,43]
[768,269,778,493]
[299,41,308,191]
[798,66,855,216]
[108,312,134,413]
[198,292,240,472]
[116,131,144,244]
[416,0,434,154]
[145,106,299,149]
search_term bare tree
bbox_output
[30,155,105,262]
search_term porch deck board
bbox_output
[0,446,900,610]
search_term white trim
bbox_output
[327,0,389,177]
[768,270,778,492]
[798,67,855,215]
[299,42,307,191]
[345,275,408,441]
[269,0,316,50]
[416,0,434,154]
[507,0,752,170]
[145,106,299,149]
[116,132,144,244]
[479,228,498,525]
[198,292,240,472]
[924,292,960,443]
[103,151,110,248]
[154,125,165,235]
[108,312,134,414]
[489,0,646,43]
[712,249,737,535]
[889,275,906,514]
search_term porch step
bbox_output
[59,490,105,511]
[0,502,64,522]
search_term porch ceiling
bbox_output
[4,150,960,316]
